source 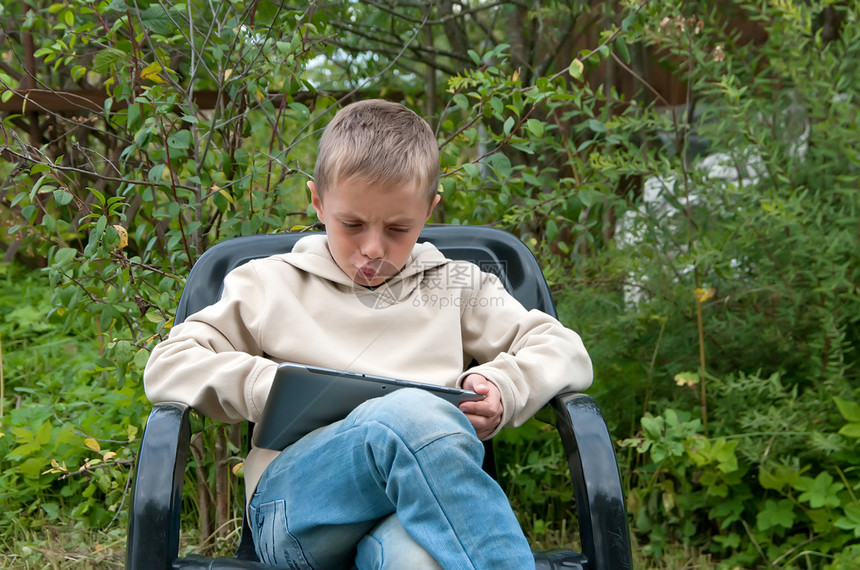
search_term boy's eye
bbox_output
[389,227,410,233]
[341,221,362,229]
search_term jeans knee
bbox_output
[355,514,442,570]
[351,388,481,454]
[380,388,472,428]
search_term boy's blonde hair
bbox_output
[313,100,440,204]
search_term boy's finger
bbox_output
[460,398,495,415]
[464,410,501,439]
[461,405,489,418]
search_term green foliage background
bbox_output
[1,0,859,567]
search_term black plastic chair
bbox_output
[126,225,632,570]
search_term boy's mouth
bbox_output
[355,259,402,286]
[356,265,380,281]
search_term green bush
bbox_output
[568,1,860,565]
[0,263,144,538]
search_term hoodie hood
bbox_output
[277,234,449,291]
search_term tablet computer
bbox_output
[252,363,486,450]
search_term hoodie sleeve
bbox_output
[456,267,592,435]
[143,261,278,424]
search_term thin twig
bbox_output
[57,459,135,481]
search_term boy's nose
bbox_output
[361,231,384,259]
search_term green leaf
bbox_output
[21,205,37,222]
[288,102,310,120]
[760,467,791,491]
[578,188,596,208]
[53,189,73,206]
[568,59,584,80]
[586,119,607,133]
[462,163,480,179]
[148,164,165,183]
[53,247,77,267]
[166,130,191,150]
[490,97,504,118]
[621,12,637,31]
[127,103,141,130]
[615,38,630,63]
[133,347,150,369]
[140,5,177,35]
[526,119,544,138]
[43,213,56,234]
[640,414,663,440]
[489,153,512,178]
[29,174,57,200]
[106,0,127,13]
[795,472,843,508]
[111,340,133,363]
[71,65,87,82]
[546,219,559,242]
[756,499,796,531]
[33,47,55,59]
[94,215,107,238]
[838,423,860,439]
[710,438,739,473]
[92,48,127,73]
[835,504,860,536]
[835,397,860,422]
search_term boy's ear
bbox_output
[308,181,324,223]
[426,193,441,221]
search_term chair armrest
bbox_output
[127,402,192,570]
[551,393,632,570]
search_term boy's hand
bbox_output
[459,374,503,440]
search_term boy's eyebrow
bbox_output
[333,212,421,225]
[384,216,422,225]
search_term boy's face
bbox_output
[309,179,440,287]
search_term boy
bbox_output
[144,100,593,569]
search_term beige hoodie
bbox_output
[144,234,592,504]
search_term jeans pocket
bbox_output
[250,498,312,569]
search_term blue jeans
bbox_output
[249,388,534,569]
[355,514,442,569]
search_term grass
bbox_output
[0,518,723,569]
[0,525,125,569]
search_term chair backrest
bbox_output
[176,225,556,324]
